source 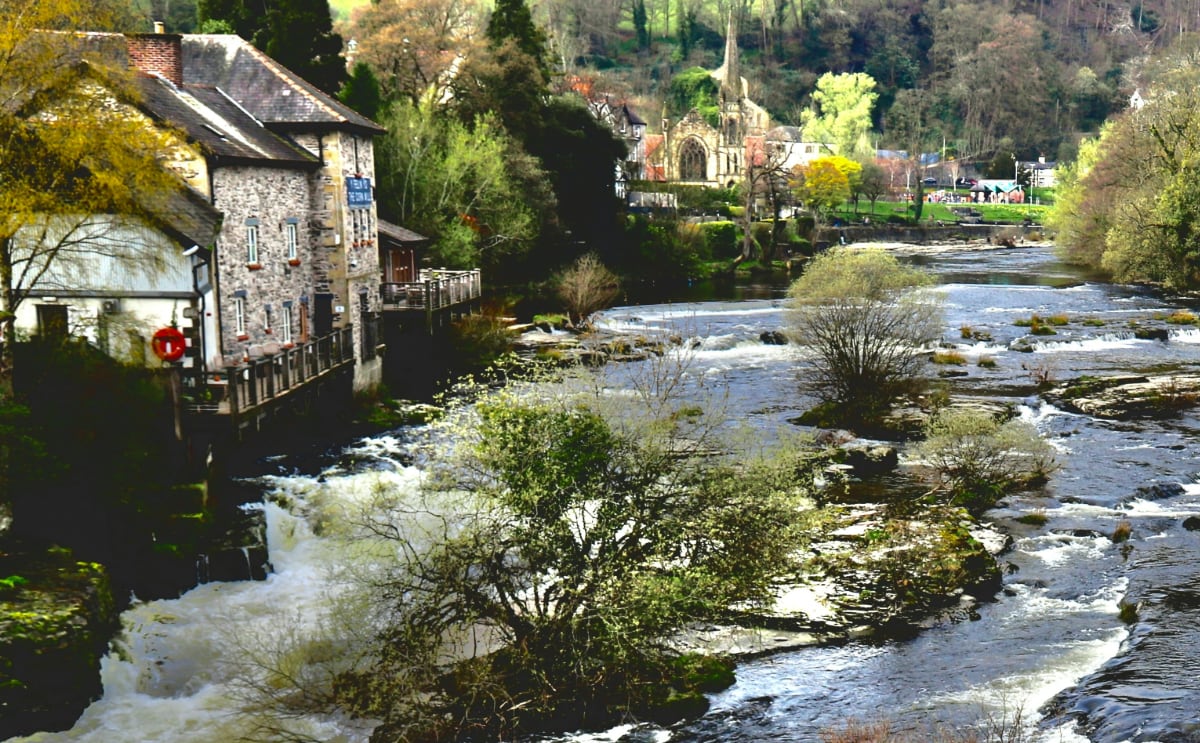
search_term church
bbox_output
[658,19,772,187]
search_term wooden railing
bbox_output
[380,269,482,311]
[184,327,355,422]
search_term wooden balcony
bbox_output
[184,327,356,429]
[381,269,482,313]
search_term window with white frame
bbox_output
[264,305,272,334]
[235,296,246,335]
[285,220,298,260]
[246,221,260,264]
[281,304,293,344]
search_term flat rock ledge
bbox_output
[1048,373,1200,419]
[511,325,669,365]
[677,504,1006,659]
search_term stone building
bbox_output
[660,18,771,187]
[16,30,386,391]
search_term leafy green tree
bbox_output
[375,97,540,272]
[800,72,878,158]
[1049,53,1200,288]
[486,0,548,70]
[916,408,1057,514]
[633,0,650,50]
[787,248,942,426]
[1046,126,1113,269]
[347,375,830,739]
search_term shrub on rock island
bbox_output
[916,408,1058,514]
[338,372,833,740]
[787,248,943,427]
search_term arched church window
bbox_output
[679,139,707,181]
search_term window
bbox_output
[264,305,272,335]
[36,304,68,338]
[285,222,298,261]
[281,304,293,344]
[246,224,259,264]
[678,139,707,181]
[234,297,246,336]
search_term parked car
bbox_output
[922,177,938,186]
[955,177,978,187]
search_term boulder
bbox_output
[1,551,118,739]
[1183,516,1200,532]
[759,330,788,345]
[1136,482,1187,500]
[838,440,899,476]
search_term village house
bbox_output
[14,28,387,406]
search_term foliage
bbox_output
[0,4,185,394]
[618,215,705,279]
[346,374,830,738]
[787,248,943,426]
[375,98,539,272]
[857,162,890,212]
[343,0,481,104]
[792,158,857,224]
[800,73,878,158]
[1049,49,1200,288]
[337,61,382,120]
[556,253,620,326]
[666,67,721,128]
[915,408,1058,514]
[696,218,739,259]
[487,0,549,72]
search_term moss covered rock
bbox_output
[0,547,118,738]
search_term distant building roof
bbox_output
[377,220,429,245]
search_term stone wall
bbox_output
[210,165,316,364]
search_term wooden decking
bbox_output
[381,269,482,312]
[184,327,356,428]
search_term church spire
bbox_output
[715,13,742,100]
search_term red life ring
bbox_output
[151,326,187,362]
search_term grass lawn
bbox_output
[832,197,1051,225]
[330,0,369,21]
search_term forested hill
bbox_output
[548,0,1195,164]
[132,0,1187,162]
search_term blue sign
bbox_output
[347,177,372,208]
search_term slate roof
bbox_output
[181,35,384,134]
[156,183,223,249]
[136,73,317,166]
[377,220,429,246]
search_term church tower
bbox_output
[712,14,746,184]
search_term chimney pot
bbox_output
[154,21,165,33]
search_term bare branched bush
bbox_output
[787,248,943,425]
[916,408,1058,513]
[556,252,620,327]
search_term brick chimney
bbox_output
[126,26,183,86]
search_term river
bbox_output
[13,243,1200,743]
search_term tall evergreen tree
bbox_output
[196,0,346,94]
[486,0,547,70]
[338,61,382,121]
